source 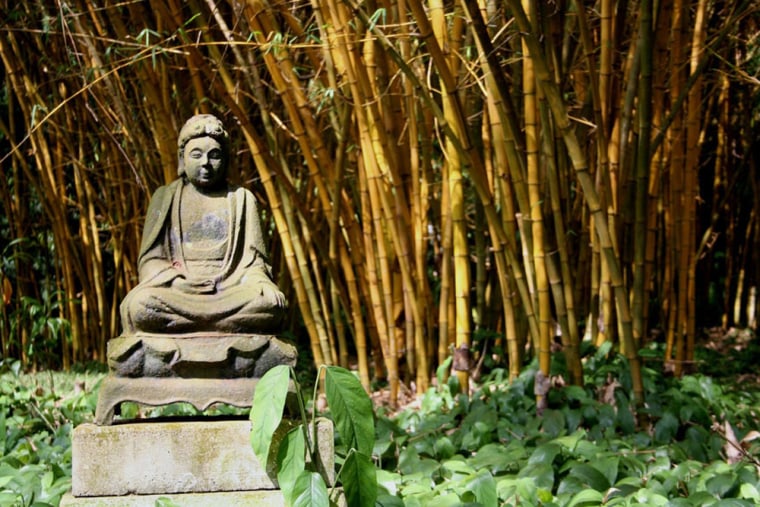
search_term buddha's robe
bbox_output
[120,179,285,334]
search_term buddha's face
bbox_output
[183,136,226,190]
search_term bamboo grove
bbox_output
[0,0,757,404]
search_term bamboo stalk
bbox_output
[429,0,472,390]
[522,0,552,398]
[683,0,708,366]
[504,0,644,402]
[671,0,688,376]
[633,0,654,355]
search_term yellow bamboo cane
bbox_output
[504,0,645,402]
[684,0,708,367]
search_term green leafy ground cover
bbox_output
[2,341,760,507]
[373,349,760,506]
[0,363,101,506]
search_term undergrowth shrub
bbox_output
[2,344,760,507]
[0,360,100,506]
[375,351,760,506]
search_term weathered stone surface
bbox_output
[106,334,296,378]
[95,334,297,424]
[94,377,274,425]
[93,114,296,424]
[61,489,346,506]
[61,490,289,506]
[71,418,334,497]
[119,114,287,336]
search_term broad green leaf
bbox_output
[376,494,405,507]
[614,390,636,434]
[646,455,671,477]
[735,464,758,485]
[276,426,306,504]
[434,436,456,460]
[688,491,721,504]
[496,477,537,502]
[401,497,423,507]
[572,440,602,460]
[440,458,473,483]
[517,463,554,490]
[553,429,586,452]
[398,447,440,477]
[566,489,603,507]
[557,476,585,496]
[664,499,692,507]
[653,412,679,443]
[541,409,566,437]
[465,469,497,507]
[598,404,617,429]
[401,479,435,498]
[470,443,524,473]
[592,456,619,486]
[595,340,613,360]
[711,500,755,507]
[706,473,738,498]
[739,482,760,501]
[40,470,54,489]
[376,469,401,496]
[250,365,291,465]
[461,421,494,450]
[374,417,403,458]
[564,385,589,402]
[633,487,669,505]
[442,458,475,477]
[528,443,561,466]
[292,471,329,507]
[564,407,583,432]
[341,451,377,507]
[568,463,610,491]
[682,426,709,461]
[429,493,464,506]
[325,366,375,456]
[436,356,453,387]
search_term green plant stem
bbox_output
[291,365,316,460]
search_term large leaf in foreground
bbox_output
[292,471,329,507]
[466,469,497,507]
[324,366,374,455]
[277,425,306,505]
[250,364,290,465]
[342,451,377,507]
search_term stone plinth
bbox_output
[70,418,334,499]
[106,334,297,379]
[61,490,289,507]
[95,334,297,425]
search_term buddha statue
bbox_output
[120,114,287,334]
[95,114,295,424]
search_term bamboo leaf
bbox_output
[250,364,290,465]
[324,366,375,456]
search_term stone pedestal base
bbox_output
[94,377,292,425]
[66,418,334,504]
[61,490,289,507]
[95,334,297,425]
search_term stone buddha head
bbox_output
[177,114,231,191]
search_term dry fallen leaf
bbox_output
[724,420,743,464]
